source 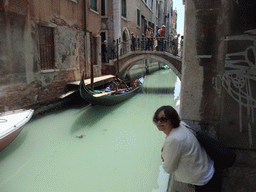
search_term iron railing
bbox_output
[103,37,179,62]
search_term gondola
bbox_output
[79,75,144,106]
[0,109,34,151]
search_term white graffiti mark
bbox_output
[214,30,256,147]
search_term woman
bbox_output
[153,106,222,192]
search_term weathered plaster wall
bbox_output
[86,0,101,36]
[0,0,87,112]
[180,0,256,191]
[0,11,27,87]
[181,0,256,147]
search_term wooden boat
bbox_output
[79,75,144,106]
[161,65,169,69]
[0,109,34,151]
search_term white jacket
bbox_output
[162,122,215,186]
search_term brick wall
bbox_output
[0,70,77,112]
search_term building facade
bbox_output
[100,0,174,56]
[171,8,177,37]
[0,0,102,112]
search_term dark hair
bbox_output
[153,105,180,128]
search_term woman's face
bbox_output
[153,110,173,133]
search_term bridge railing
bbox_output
[104,37,178,62]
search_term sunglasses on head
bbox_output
[153,117,168,123]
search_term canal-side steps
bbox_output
[58,75,115,99]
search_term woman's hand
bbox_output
[161,147,164,162]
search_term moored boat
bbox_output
[0,109,34,151]
[161,65,169,69]
[79,75,144,106]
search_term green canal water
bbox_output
[0,69,180,192]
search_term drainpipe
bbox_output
[84,0,87,34]
[116,39,119,78]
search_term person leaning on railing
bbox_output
[152,106,222,192]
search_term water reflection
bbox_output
[71,104,121,133]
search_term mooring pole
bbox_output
[90,32,94,90]
[116,39,119,79]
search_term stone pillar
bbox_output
[180,0,205,126]
[113,0,121,41]
[181,0,256,146]
[179,0,256,191]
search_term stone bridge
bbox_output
[102,50,182,79]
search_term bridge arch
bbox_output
[119,53,181,79]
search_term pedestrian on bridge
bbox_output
[155,28,160,51]
[152,105,222,192]
[101,40,107,63]
[111,40,117,59]
[172,34,180,56]
[179,35,184,58]
[131,32,136,51]
[159,25,165,51]
[146,27,153,51]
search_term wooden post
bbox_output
[90,32,94,90]
[116,39,119,78]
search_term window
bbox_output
[156,1,159,18]
[39,26,55,70]
[90,0,97,11]
[101,0,106,16]
[121,0,126,18]
[137,9,140,26]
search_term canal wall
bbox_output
[31,90,89,120]
[179,0,256,191]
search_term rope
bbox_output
[0,119,7,123]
